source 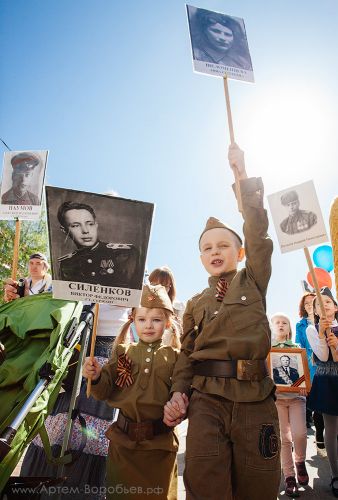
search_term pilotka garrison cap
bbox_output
[140,284,173,313]
[199,217,243,247]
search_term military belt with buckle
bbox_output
[193,359,268,381]
[116,412,171,442]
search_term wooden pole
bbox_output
[86,303,100,397]
[304,247,338,361]
[223,75,243,213]
[11,219,21,280]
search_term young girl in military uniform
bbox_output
[83,284,186,500]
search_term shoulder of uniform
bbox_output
[58,251,77,262]
[106,242,134,250]
[186,291,203,309]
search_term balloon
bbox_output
[307,268,332,289]
[313,245,334,272]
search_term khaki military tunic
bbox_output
[91,340,179,500]
[171,177,275,402]
[58,241,139,287]
[1,188,39,205]
[171,178,281,500]
[280,209,317,234]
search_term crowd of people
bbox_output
[1,144,337,500]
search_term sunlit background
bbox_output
[1,0,338,332]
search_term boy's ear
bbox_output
[237,247,245,262]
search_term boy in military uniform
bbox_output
[164,144,281,500]
[57,201,140,287]
[1,152,40,205]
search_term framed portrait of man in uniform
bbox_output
[267,180,328,254]
[268,348,311,393]
[45,186,154,306]
[186,5,254,82]
[0,150,48,220]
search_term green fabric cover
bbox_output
[0,293,82,490]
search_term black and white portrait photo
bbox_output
[0,150,48,220]
[272,354,300,385]
[279,190,317,235]
[268,348,311,393]
[186,5,254,82]
[45,186,154,306]
[267,180,328,254]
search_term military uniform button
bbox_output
[146,357,151,362]
[194,326,198,331]
[107,268,113,274]
[149,344,153,347]
[87,259,92,263]
[91,272,96,276]
[144,368,149,374]
[214,311,218,315]
[241,296,246,301]
[147,348,151,352]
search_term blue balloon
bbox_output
[313,245,334,272]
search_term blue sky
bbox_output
[1,0,338,332]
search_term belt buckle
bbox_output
[130,422,154,442]
[237,360,256,381]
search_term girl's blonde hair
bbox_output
[270,312,293,340]
[113,306,180,354]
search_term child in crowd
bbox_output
[296,292,325,446]
[271,313,308,498]
[306,287,338,498]
[149,266,183,347]
[164,144,281,500]
[83,284,187,500]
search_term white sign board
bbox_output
[186,5,254,82]
[46,186,154,306]
[0,150,48,220]
[267,180,328,254]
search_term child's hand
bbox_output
[163,392,187,427]
[228,143,247,180]
[83,356,101,381]
[327,331,338,349]
[299,388,307,397]
[319,317,331,337]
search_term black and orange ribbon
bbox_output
[215,277,229,302]
[292,375,305,387]
[115,353,134,388]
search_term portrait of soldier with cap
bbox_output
[280,190,317,235]
[56,201,140,287]
[1,152,42,205]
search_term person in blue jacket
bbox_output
[295,292,325,448]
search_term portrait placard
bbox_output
[0,150,48,220]
[268,348,311,393]
[267,180,328,254]
[45,187,154,306]
[186,5,254,82]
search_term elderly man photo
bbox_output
[1,153,41,205]
[280,190,317,235]
[57,201,139,287]
[273,355,300,385]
